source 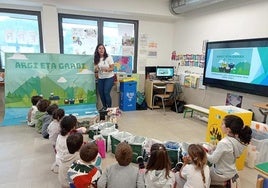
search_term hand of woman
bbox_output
[101,67,110,72]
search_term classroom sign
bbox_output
[1,53,97,126]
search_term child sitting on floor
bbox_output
[59,132,84,188]
[97,141,144,188]
[52,115,77,173]
[47,108,65,152]
[67,142,102,188]
[41,103,58,139]
[143,143,175,187]
[174,144,211,188]
[35,99,51,133]
[27,95,43,127]
[52,115,89,174]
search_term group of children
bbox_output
[27,95,103,187]
[133,114,252,188]
[27,95,252,188]
[96,114,252,188]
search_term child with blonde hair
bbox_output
[175,144,210,188]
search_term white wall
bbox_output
[138,21,174,73]
[174,0,268,53]
[173,0,268,122]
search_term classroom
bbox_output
[0,0,268,187]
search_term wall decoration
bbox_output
[113,55,133,74]
[226,93,243,108]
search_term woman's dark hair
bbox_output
[146,143,171,179]
[94,43,108,65]
[60,115,77,136]
[223,114,252,144]
[52,108,65,120]
[115,142,133,166]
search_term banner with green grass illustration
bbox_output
[1,53,97,126]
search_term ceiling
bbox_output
[0,0,258,22]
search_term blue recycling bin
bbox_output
[120,81,137,111]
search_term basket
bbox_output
[127,135,147,163]
[164,141,180,168]
[110,131,133,154]
[100,127,119,152]
[88,122,115,139]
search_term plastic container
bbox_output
[88,122,115,139]
[110,131,133,154]
[164,141,180,168]
[126,135,147,163]
[100,127,119,152]
[120,81,137,111]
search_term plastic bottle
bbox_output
[210,135,216,145]
[210,135,217,151]
[247,145,257,168]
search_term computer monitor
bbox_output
[156,66,174,80]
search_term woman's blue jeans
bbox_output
[98,77,114,108]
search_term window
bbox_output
[0,8,43,70]
[58,14,138,73]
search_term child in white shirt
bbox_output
[51,115,77,173]
[47,108,65,152]
[175,144,210,188]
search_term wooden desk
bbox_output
[145,79,174,109]
[253,103,268,123]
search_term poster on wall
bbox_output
[225,93,243,108]
[113,56,133,74]
[72,28,97,55]
[148,41,158,58]
[1,53,97,126]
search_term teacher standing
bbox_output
[94,44,115,111]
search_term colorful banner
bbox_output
[1,53,97,126]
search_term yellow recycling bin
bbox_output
[206,105,252,170]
